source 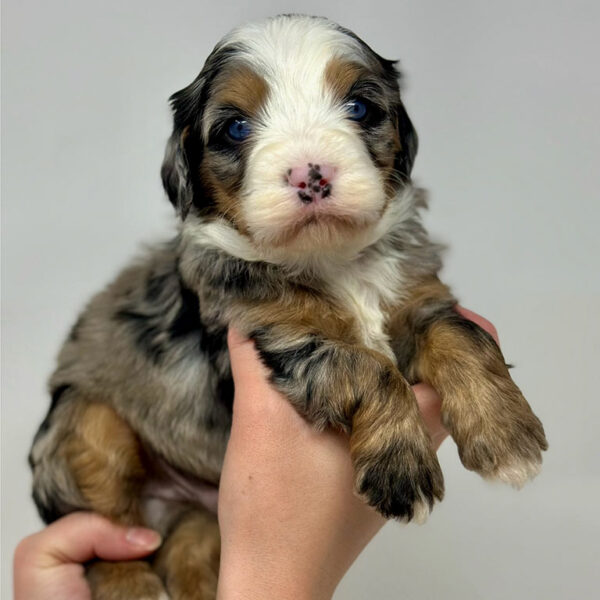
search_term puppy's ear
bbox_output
[161,128,193,218]
[161,77,206,219]
[377,57,419,181]
[394,100,418,181]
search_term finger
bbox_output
[412,383,448,450]
[19,512,162,568]
[455,305,500,345]
[226,325,248,353]
[227,326,271,387]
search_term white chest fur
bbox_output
[186,211,413,362]
[324,252,405,362]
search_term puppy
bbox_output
[29,14,547,599]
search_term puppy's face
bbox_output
[163,15,417,257]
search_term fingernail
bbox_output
[126,527,162,550]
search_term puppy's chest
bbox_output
[324,258,405,361]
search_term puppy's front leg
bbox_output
[246,325,444,522]
[390,279,548,487]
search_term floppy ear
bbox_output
[160,76,206,219]
[371,55,419,182]
[161,41,240,218]
[394,100,418,181]
[161,127,193,218]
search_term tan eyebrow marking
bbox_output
[211,65,269,117]
[324,58,370,101]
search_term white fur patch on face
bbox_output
[221,17,388,252]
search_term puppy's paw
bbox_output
[165,570,217,600]
[451,377,548,488]
[353,427,444,523]
[87,560,169,600]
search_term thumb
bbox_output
[455,305,500,345]
[19,512,162,568]
[227,326,271,389]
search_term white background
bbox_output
[2,1,599,598]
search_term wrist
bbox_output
[217,544,334,600]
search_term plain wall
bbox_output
[2,1,599,597]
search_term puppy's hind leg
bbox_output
[66,401,168,600]
[153,506,220,600]
[86,562,168,600]
[31,393,167,599]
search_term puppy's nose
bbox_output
[286,163,335,203]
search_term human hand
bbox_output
[217,307,499,600]
[14,309,498,600]
[13,512,162,600]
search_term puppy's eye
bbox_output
[344,99,368,121]
[227,118,252,141]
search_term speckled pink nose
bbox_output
[286,163,335,203]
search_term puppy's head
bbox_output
[163,15,417,258]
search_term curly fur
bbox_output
[29,14,547,599]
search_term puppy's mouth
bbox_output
[268,205,375,248]
[298,210,362,229]
[242,166,388,250]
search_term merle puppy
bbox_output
[29,14,547,599]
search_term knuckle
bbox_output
[14,535,37,566]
